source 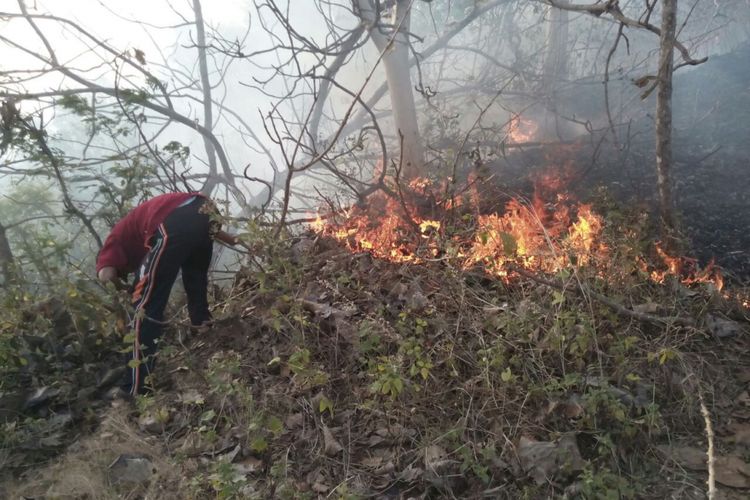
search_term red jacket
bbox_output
[96,192,202,274]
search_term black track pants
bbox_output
[126,198,213,395]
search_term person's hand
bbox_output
[98,266,116,283]
[99,266,128,291]
[214,230,239,246]
[215,230,253,252]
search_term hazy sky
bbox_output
[4,0,747,205]
[0,0,294,200]
[1,0,250,68]
[0,0,391,207]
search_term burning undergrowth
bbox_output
[311,167,728,295]
[311,168,606,270]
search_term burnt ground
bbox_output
[485,43,750,282]
[671,44,750,280]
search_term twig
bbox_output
[22,117,104,248]
[698,389,716,500]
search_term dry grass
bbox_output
[3,403,189,500]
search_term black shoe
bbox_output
[97,366,128,391]
[190,320,214,334]
[103,386,133,402]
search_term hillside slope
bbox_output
[2,208,749,499]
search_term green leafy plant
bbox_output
[400,337,433,381]
[370,358,405,398]
[288,348,329,389]
[209,460,251,499]
[579,465,637,499]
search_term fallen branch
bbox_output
[698,389,717,499]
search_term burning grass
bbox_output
[507,115,539,144]
[311,172,608,270]
[310,171,728,295]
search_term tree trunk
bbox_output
[309,25,366,149]
[540,7,569,139]
[193,0,219,196]
[542,8,569,92]
[656,0,677,236]
[358,0,424,179]
[0,222,16,286]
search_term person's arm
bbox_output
[200,198,250,251]
[214,230,239,246]
[214,230,253,251]
[97,225,130,288]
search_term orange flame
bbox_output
[310,167,729,298]
[311,170,609,279]
[507,115,538,143]
[651,243,725,292]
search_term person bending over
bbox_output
[96,192,241,396]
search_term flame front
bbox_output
[311,172,608,278]
[651,243,725,292]
[310,170,727,296]
[312,194,443,263]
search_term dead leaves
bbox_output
[633,302,661,315]
[424,444,448,470]
[284,412,304,430]
[177,389,206,406]
[357,443,460,492]
[366,424,417,447]
[657,444,750,489]
[726,421,750,447]
[540,395,585,422]
[713,456,750,489]
[291,296,360,350]
[423,444,461,489]
[657,445,707,471]
[24,386,61,410]
[706,314,744,339]
[137,409,170,434]
[322,425,343,456]
[108,453,154,485]
[132,48,146,65]
[517,434,584,485]
[731,390,750,420]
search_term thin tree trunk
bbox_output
[656,0,677,236]
[358,0,423,179]
[542,7,569,93]
[381,23,423,179]
[0,221,16,286]
[333,1,505,147]
[541,7,569,139]
[309,25,366,149]
[193,0,219,196]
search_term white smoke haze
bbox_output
[1,0,749,280]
